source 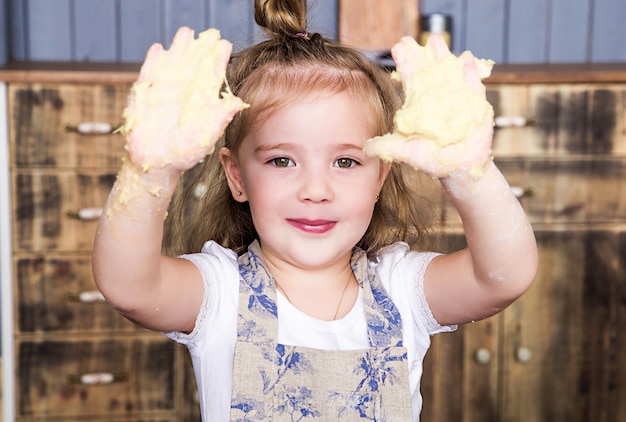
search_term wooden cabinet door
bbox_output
[421,233,500,422]
[422,230,626,422]
[501,230,626,422]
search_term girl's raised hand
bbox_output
[121,26,248,173]
[364,35,494,179]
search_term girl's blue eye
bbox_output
[334,158,357,168]
[271,157,294,167]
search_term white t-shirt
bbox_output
[164,241,456,421]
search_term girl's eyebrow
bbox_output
[337,142,365,151]
[254,142,365,154]
[254,143,297,153]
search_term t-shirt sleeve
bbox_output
[162,241,239,346]
[375,242,457,335]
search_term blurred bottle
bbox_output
[419,13,452,48]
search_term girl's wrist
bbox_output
[439,160,515,210]
[440,157,494,186]
[121,157,182,191]
[106,156,182,219]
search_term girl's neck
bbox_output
[274,271,357,321]
[259,249,359,321]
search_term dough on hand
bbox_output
[366,35,494,161]
[121,27,248,171]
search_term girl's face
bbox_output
[222,91,389,270]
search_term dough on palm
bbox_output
[366,35,494,161]
[121,27,248,171]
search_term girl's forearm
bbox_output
[92,158,181,314]
[441,162,538,293]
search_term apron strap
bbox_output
[351,249,405,348]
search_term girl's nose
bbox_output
[297,167,334,203]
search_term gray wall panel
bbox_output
[465,0,506,63]
[0,0,7,65]
[508,0,549,63]
[27,0,72,61]
[208,0,255,52]
[309,0,338,39]
[74,0,117,62]
[2,1,338,65]
[549,0,591,63]
[119,0,162,62]
[591,0,626,62]
[8,0,26,60]
[0,1,624,77]
[163,0,207,47]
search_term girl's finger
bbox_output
[169,26,195,56]
[138,43,164,81]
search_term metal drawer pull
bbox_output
[66,290,106,303]
[474,347,492,365]
[495,115,538,128]
[515,347,533,363]
[66,207,103,220]
[65,122,115,135]
[510,186,534,199]
[68,372,128,385]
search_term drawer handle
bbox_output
[515,347,533,364]
[67,372,128,385]
[66,290,106,303]
[510,185,534,199]
[474,347,492,365]
[66,208,103,220]
[495,115,538,128]
[65,122,117,135]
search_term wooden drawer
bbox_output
[16,337,177,419]
[11,169,115,252]
[14,254,140,334]
[489,84,626,157]
[8,83,128,168]
[442,157,626,227]
[502,158,626,225]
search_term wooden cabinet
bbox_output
[0,65,201,421]
[421,68,626,421]
[338,0,419,50]
[3,63,626,421]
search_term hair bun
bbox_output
[254,0,308,37]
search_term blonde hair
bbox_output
[164,0,437,257]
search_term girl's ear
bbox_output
[378,160,392,191]
[219,147,248,202]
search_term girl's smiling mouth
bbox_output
[287,219,337,234]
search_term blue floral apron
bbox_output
[230,241,412,421]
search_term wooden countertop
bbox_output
[487,62,626,84]
[1,61,626,84]
[0,61,141,84]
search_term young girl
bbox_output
[93,0,538,420]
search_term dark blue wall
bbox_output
[0,0,337,65]
[0,0,625,66]
[421,0,626,63]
